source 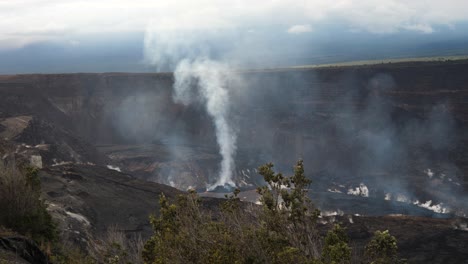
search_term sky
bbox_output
[1,0,468,73]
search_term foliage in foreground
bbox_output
[365,230,403,264]
[142,160,404,264]
[0,159,403,263]
[0,163,57,243]
[0,162,148,264]
[49,225,144,264]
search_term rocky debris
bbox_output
[0,235,49,264]
[14,117,106,166]
[0,115,107,169]
[39,164,182,253]
[0,116,32,140]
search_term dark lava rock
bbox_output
[0,236,49,264]
[39,164,182,252]
[207,184,236,193]
[14,117,107,166]
[325,215,468,264]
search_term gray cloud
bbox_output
[1,0,468,50]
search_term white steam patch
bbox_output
[318,219,328,225]
[385,193,392,201]
[454,223,468,232]
[328,188,342,194]
[347,183,369,197]
[173,59,238,190]
[386,193,411,203]
[320,210,344,217]
[51,159,95,167]
[107,165,121,172]
[66,211,90,226]
[425,168,434,178]
[385,193,451,214]
[395,194,410,203]
[413,200,450,214]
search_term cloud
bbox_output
[0,0,468,49]
[287,24,313,34]
[68,40,80,46]
[403,23,434,34]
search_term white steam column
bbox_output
[144,22,241,190]
[173,59,237,190]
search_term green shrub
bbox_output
[142,160,403,264]
[365,230,405,264]
[322,224,351,264]
[50,247,96,264]
[0,163,57,243]
[143,161,323,264]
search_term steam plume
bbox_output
[144,22,239,189]
[173,59,237,189]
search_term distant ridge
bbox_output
[244,55,468,73]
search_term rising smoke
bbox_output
[144,22,240,190]
[173,59,238,189]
